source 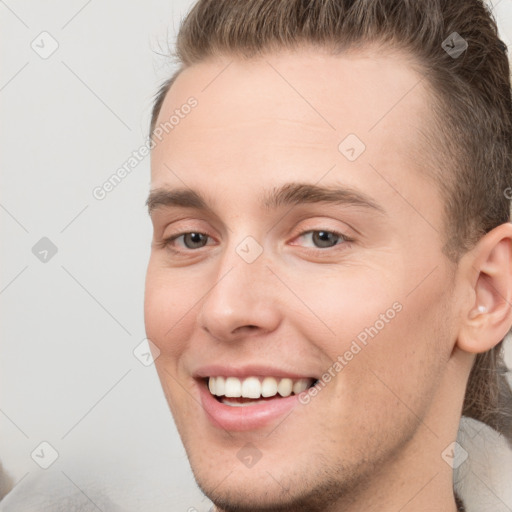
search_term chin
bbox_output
[185,445,367,512]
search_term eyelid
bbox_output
[161,230,217,251]
[289,228,353,247]
[158,216,218,239]
[157,217,356,254]
[282,209,365,239]
[287,216,357,243]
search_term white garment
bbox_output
[455,417,512,512]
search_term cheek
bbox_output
[291,262,453,412]
[144,263,201,425]
[341,272,452,422]
[286,251,452,360]
[144,261,196,357]
[284,265,403,354]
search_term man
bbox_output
[144,1,512,511]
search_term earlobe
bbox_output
[457,223,512,354]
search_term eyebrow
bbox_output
[146,188,211,214]
[263,182,384,213]
[146,183,385,215]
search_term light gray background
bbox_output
[1,1,512,511]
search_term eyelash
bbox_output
[161,229,353,253]
[292,230,354,251]
[161,232,214,252]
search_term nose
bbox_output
[197,247,282,342]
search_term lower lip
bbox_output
[197,380,302,431]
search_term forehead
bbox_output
[151,47,438,214]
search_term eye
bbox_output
[295,230,348,249]
[168,232,211,249]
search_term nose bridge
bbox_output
[198,237,280,339]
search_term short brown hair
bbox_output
[150,0,512,441]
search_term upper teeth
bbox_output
[208,376,313,399]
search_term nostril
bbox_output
[232,325,259,335]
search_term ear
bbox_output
[457,222,512,354]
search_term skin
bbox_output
[144,46,512,512]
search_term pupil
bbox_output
[313,231,339,248]
[185,233,207,248]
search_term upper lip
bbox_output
[193,364,318,380]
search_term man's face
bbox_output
[145,48,459,510]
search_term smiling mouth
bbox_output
[205,376,318,406]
